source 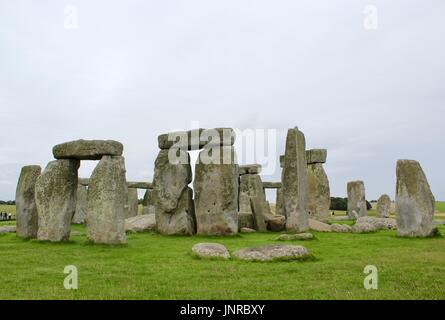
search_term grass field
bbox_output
[436,202,445,213]
[0,220,444,300]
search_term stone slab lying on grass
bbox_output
[192,243,230,259]
[53,139,123,160]
[241,227,256,233]
[0,226,16,234]
[233,244,310,262]
[331,216,351,221]
[266,215,286,232]
[275,233,314,241]
[308,218,332,232]
[330,224,352,233]
[352,216,397,233]
[125,214,156,233]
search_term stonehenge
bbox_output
[306,149,331,221]
[15,165,41,238]
[396,160,437,237]
[72,183,87,224]
[53,139,123,160]
[126,188,139,219]
[281,127,309,233]
[347,180,367,219]
[376,194,391,218]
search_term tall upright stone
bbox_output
[281,127,309,233]
[36,160,79,242]
[239,173,268,231]
[126,188,139,218]
[15,165,41,238]
[195,146,239,235]
[72,184,87,224]
[152,149,195,235]
[87,156,127,244]
[396,160,436,237]
[376,194,391,218]
[307,163,331,221]
[347,181,367,219]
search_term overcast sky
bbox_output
[0,0,444,202]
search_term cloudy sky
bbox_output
[0,0,444,202]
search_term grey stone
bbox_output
[36,159,79,242]
[347,181,367,219]
[262,182,282,189]
[127,181,153,189]
[78,178,89,186]
[239,164,262,175]
[158,128,236,150]
[233,244,310,262]
[142,189,152,207]
[332,216,351,221]
[279,155,285,168]
[276,187,284,216]
[275,233,314,241]
[152,150,195,235]
[307,163,331,221]
[15,165,41,238]
[352,216,397,233]
[308,218,332,232]
[194,146,239,235]
[239,174,268,231]
[126,188,139,218]
[192,243,230,259]
[376,194,391,218]
[351,222,375,233]
[72,184,87,224]
[396,160,437,237]
[86,156,127,244]
[125,214,156,233]
[0,226,16,234]
[241,227,257,233]
[331,224,352,233]
[238,212,254,230]
[53,139,123,160]
[306,149,327,164]
[266,215,286,232]
[282,128,309,233]
[142,205,156,215]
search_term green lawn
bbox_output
[436,202,445,213]
[0,221,444,300]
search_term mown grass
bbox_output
[436,201,445,213]
[0,221,444,300]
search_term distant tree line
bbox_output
[0,200,15,205]
[330,197,372,211]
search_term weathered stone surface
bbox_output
[156,187,196,235]
[36,159,79,242]
[276,187,284,216]
[126,188,139,219]
[0,226,16,234]
[332,216,351,221]
[347,181,367,219]
[72,184,87,224]
[266,215,286,232]
[152,150,195,235]
[53,139,123,160]
[234,244,310,262]
[192,243,230,259]
[307,163,331,221]
[352,216,397,233]
[331,224,352,233]
[239,174,267,231]
[275,233,314,241]
[376,194,391,218]
[78,178,89,186]
[282,128,309,232]
[142,189,152,207]
[239,164,262,175]
[86,156,127,244]
[127,181,153,189]
[125,214,156,233]
[238,213,254,230]
[306,149,327,164]
[158,128,236,150]
[308,218,332,232]
[262,182,282,189]
[15,165,41,238]
[396,160,437,237]
[241,227,256,233]
[142,205,156,215]
[279,155,285,168]
[194,146,239,235]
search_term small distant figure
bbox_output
[332,211,335,216]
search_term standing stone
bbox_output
[396,160,437,237]
[347,181,367,219]
[376,194,391,218]
[282,127,309,233]
[239,174,268,231]
[86,156,127,244]
[72,184,87,224]
[36,160,79,242]
[15,165,41,238]
[152,149,195,235]
[126,188,139,218]
[142,189,155,215]
[195,146,239,235]
[307,163,331,221]
[276,187,284,216]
